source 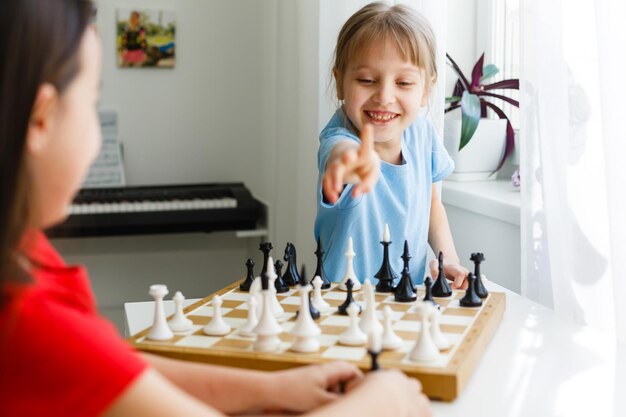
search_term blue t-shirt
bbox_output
[314,109,454,286]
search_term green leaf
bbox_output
[445,96,461,103]
[480,64,499,82]
[459,91,480,150]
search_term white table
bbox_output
[125,282,626,417]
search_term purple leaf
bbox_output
[484,79,519,90]
[479,92,520,108]
[471,53,485,89]
[452,79,465,98]
[483,101,515,172]
[446,53,472,91]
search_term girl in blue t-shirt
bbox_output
[315,2,470,289]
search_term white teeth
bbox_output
[367,111,396,121]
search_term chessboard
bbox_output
[130,281,505,401]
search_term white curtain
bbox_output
[520,0,626,343]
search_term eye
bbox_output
[397,81,414,87]
[357,78,375,84]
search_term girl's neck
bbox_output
[375,138,403,165]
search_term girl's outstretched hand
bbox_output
[322,124,380,204]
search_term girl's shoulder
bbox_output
[404,116,438,147]
[320,109,360,144]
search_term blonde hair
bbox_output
[333,2,438,99]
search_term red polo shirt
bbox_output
[0,231,147,417]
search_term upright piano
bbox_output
[46,182,263,238]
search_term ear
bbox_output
[26,84,58,157]
[333,68,344,101]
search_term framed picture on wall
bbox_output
[116,8,176,68]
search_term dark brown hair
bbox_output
[0,0,94,304]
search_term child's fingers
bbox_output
[322,170,339,203]
[358,124,375,158]
[351,165,379,198]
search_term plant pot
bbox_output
[443,114,507,181]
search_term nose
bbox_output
[373,80,396,105]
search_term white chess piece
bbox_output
[238,296,259,338]
[203,295,231,336]
[338,302,367,346]
[289,283,321,352]
[409,301,440,361]
[253,271,283,352]
[266,257,285,319]
[359,279,383,336]
[381,305,402,350]
[250,276,263,317]
[311,276,332,314]
[147,284,174,341]
[168,291,193,333]
[383,223,390,243]
[430,309,451,350]
[338,237,361,291]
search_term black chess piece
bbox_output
[431,251,452,298]
[314,237,331,289]
[273,259,289,293]
[298,265,320,320]
[368,348,381,372]
[470,252,488,299]
[258,242,273,277]
[337,279,362,315]
[459,273,483,307]
[394,265,417,302]
[400,240,416,290]
[374,236,398,293]
[282,242,300,286]
[422,277,439,309]
[239,258,255,292]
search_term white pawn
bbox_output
[381,306,402,350]
[238,296,259,338]
[311,276,331,314]
[253,270,283,352]
[168,291,193,333]
[289,283,321,352]
[266,257,285,319]
[359,279,383,336]
[338,302,367,346]
[430,309,451,350]
[409,301,440,362]
[338,237,361,291]
[203,295,231,336]
[147,284,174,341]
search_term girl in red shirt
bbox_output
[0,1,430,416]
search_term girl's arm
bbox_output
[428,184,469,289]
[142,354,363,415]
[104,367,430,417]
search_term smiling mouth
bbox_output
[365,110,400,123]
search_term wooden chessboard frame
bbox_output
[129,282,505,401]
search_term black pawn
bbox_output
[422,277,439,309]
[281,242,300,286]
[314,238,331,289]
[239,258,255,292]
[394,265,417,302]
[259,242,273,276]
[274,259,289,293]
[459,273,482,307]
[470,253,488,299]
[431,251,452,298]
[374,238,398,293]
[299,265,320,320]
[400,240,416,290]
[337,279,362,315]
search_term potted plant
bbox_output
[444,53,519,180]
